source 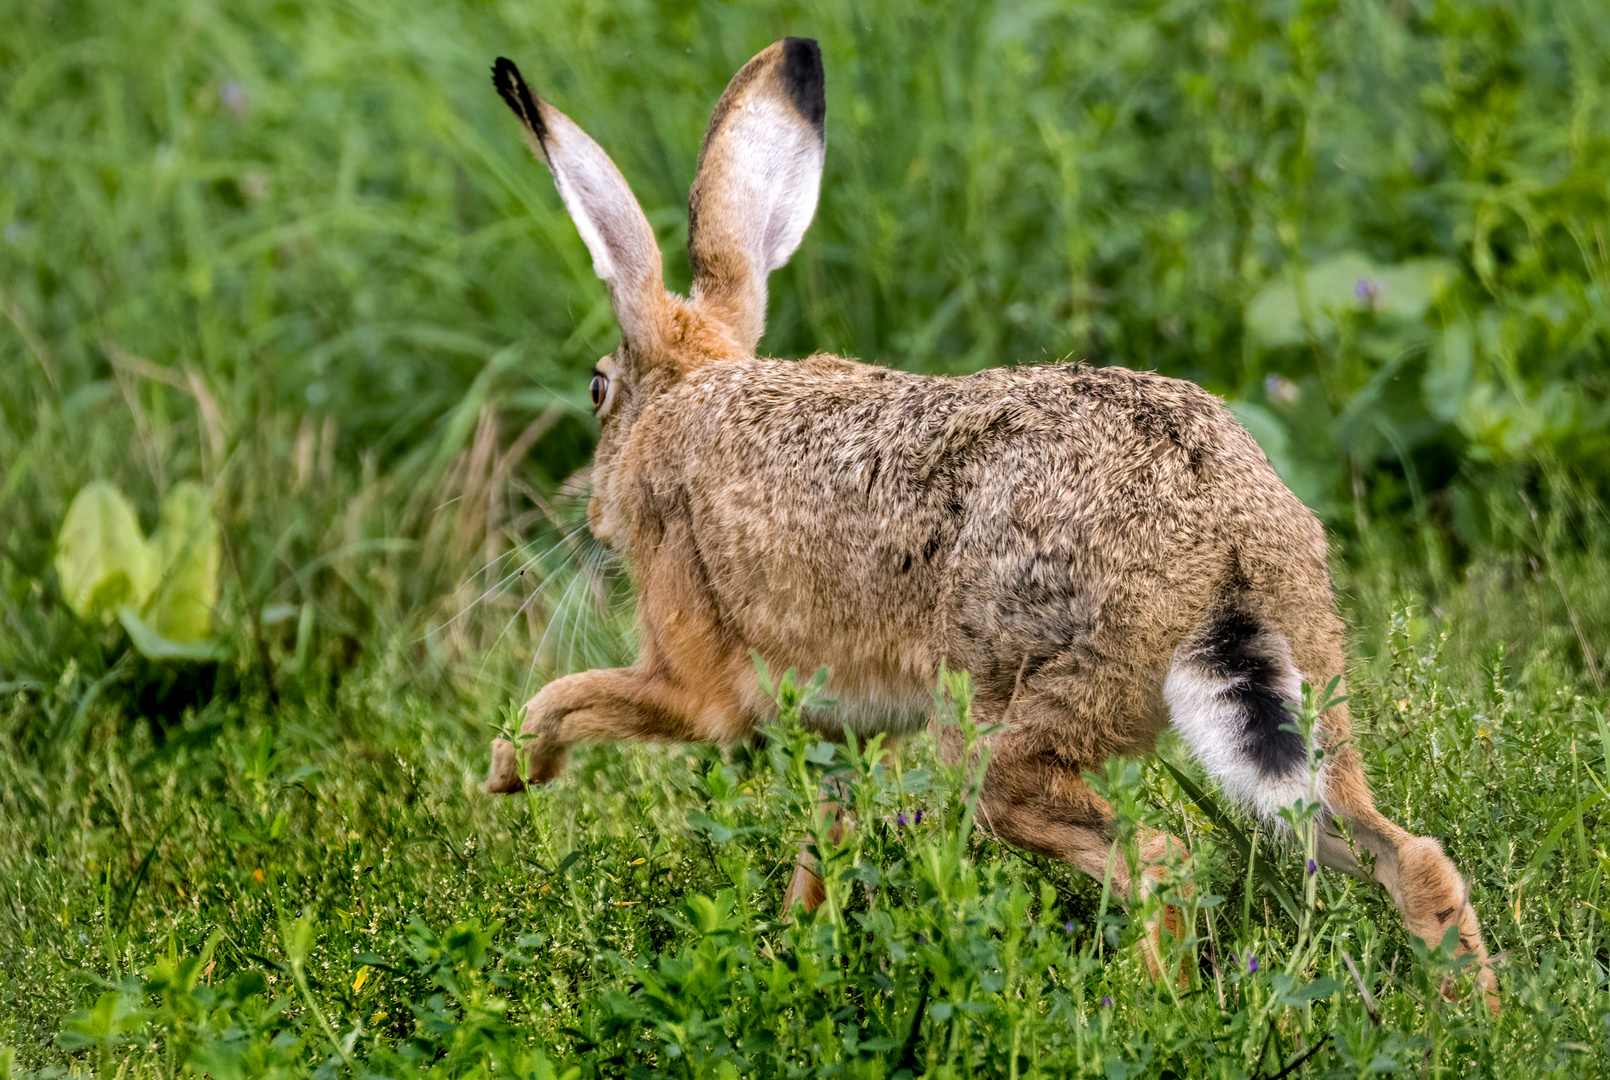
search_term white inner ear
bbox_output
[529,106,662,343]
[549,149,620,282]
[721,96,823,273]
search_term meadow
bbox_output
[2,0,1609,1075]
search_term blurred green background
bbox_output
[4,1,1610,1074]
[5,0,1609,706]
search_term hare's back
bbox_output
[657,358,1325,707]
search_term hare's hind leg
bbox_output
[1164,603,1499,1013]
[1317,739,1500,1014]
[781,798,841,915]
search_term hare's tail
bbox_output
[1163,597,1324,828]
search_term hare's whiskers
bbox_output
[564,542,610,675]
[463,543,520,586]
[422,549,539,643]
[432,525,587,638]
[478,548,579,682]
[531,569,586,685]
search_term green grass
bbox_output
[1,600,1608,1077]
[3,0,1610,1075]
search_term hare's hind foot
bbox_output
[782,851,828,917]
[778,744,901,921]
[1164,601,1500,1014]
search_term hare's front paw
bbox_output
[483,733,568,793]
[483,737,526,794]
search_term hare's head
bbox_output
[493,40,825,531]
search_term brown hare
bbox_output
[484,38,1498,1012]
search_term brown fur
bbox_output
[486,40,1499,1013]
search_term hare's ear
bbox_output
[493,58,665,347]
[687,38,825,354]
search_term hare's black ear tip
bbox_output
[780,37,825,130]
[491,57,526,103]
[491,57,545,139]
[491,56,518,91]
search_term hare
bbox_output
[485,38,1498,1011]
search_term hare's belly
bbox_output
[800,683,933,738]
[739,610,941,737]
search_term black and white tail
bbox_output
[1164,601,1324,827]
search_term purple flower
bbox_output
[220,80,250,119]
[1247,955,1259,974]
[1064,921,1076,934]
[1307,858,1318,875]
[897,812,908,827]
[1100,996,1113,1008]
[1354,277,1381,309]
[1264,372,1299,406]
[914,809,924,825]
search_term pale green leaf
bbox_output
[1373,257,1459,320]
[1225,400,1291,472]
[145,481,220,643]
[54,481,157,623]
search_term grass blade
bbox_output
[1160,756,1302,926]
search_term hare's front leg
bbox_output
[782,742,904,915]
[485,667,741,792]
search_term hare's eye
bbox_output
[589,374,609,411]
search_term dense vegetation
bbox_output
[2,0,1608,1075]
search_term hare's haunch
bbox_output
[484,38,1498,1012]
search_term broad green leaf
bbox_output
[54,481,157,623]
[1224,399,1331,513]
[55,991,144,1050]
[1423,320,1476,424]
[1225,400,1291,473]
[1246,253,1371,348]
[805,741,838,765]
[1245,253,1458,348]
[145,480,219,643]
[1373,258,1459,320]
